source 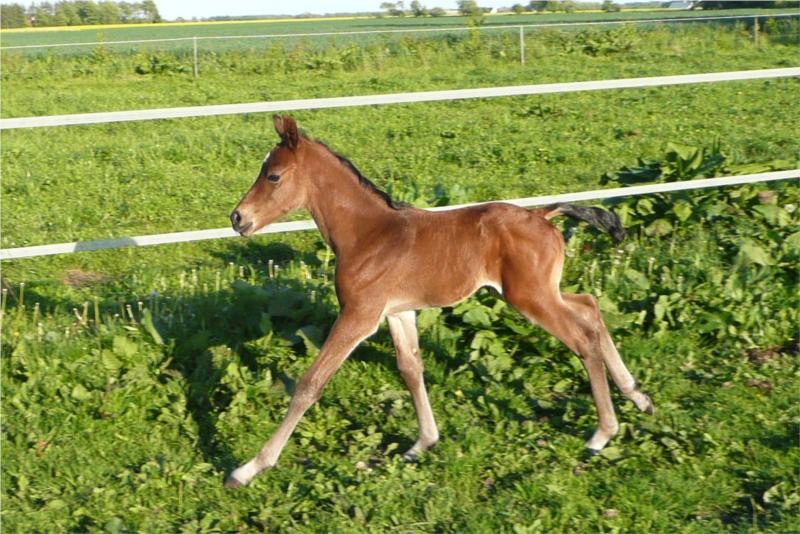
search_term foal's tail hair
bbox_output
[543,203,626,243]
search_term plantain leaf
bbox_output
[645,218,673,237]
[141,308,164,345]
[738,240,773,266]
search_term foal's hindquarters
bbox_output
[494,209,654,451]
[226,204,653,488]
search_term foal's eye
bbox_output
[267,174,280,183]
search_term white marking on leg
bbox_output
[387,311,439,460]
[227,460,259,487]
[586,427,616,451]
[599,332,654,414]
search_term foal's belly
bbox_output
[382,276,501,316]
[380,205,512,315]
[382,248,502,315]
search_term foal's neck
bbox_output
[304,145,399,255]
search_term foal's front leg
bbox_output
[387,311,439,460]
[225,307,382,488]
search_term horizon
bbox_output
[0,0,696,22]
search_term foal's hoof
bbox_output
[224,474,246,489]
[586,447,601,457]
[402,451,419,463]
[641,394,655,416]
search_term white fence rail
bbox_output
[3,62,798,260]
[1,12,797,51]
[3,67,799,130]
[2,170,796,260]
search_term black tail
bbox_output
[545,203,625,243]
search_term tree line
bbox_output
[0,1,161,29]
[380,0,797,17]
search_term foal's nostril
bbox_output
[231,210,242,228]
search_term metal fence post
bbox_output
[193,36,199,77]
[753,17,759,46]
[519,26,525,65]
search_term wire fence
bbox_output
[1,12,798,74]
[3,12,798,51]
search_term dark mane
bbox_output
[311,137,408,211]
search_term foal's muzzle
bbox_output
[230,210,252,235]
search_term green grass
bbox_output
[1,21,799,532]
[2,8,797,48]
[3,190,798,531]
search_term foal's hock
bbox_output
[225,115,654,488]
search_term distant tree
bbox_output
[380,1,405,16]
[56,2,82,25]
[602,0,621,11]
[700,0,797,7]
[31,3,55,26]
[96,1,122,24]
[75,0,99,24]
[545,1,560,12]
[118,1,135,22]
[410,0,428,16]
[562,0,576,12]
[457,0,481,16]
[140,0,160,22]
[429,6,446,16]
[0,3,27,27]
[511,3,525,13]
[4,1,170,27]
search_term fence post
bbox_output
[753,17,759,46]
[519,26,525,65]
[193,36,199,78]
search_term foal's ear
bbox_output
[273,115,299,150]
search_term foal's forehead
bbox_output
[263,145,297,168]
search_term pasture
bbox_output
[2,13,799,532]
[2,7,798,47]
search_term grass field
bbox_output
[2,15,799,532]
[2,8,798,48]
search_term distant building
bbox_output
[667,1,697,8]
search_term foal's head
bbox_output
[230,115,308,236]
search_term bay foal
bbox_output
[226,115,653,487]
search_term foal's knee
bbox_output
[293,376,324,410]
[574,294,603,323]
[397,351,423,389]
[397,349,422,375]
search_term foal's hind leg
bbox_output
[504,286,631,452]
[387,311,439,460]
[563,294,654,416]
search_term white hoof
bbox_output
[585,424,618,452]
[402,435,439,461]
[225,461,258,488]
